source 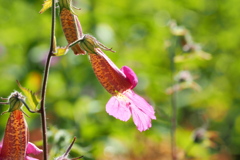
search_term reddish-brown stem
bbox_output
[39,0,56,159]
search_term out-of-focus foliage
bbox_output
[0,0,239,159]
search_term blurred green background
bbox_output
[0,0,240,159]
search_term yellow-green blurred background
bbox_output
[0,0,240,159]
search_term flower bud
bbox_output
[59,0,85,55]
[79,34,115,55]
[8,92,25,112]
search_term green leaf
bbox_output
[16,80,41,111]
[39,0,52,14]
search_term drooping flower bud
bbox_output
[0,110,42,159]
[0,110,28,159]
[59,0,85,55]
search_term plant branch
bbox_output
[39,0,56,159]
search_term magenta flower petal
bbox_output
[124,90,156,131]
[106,96,131,121]
[125,90,156,120]
[121,66,138,89]
[131,106,152,132]
[26,142,42,155]
[107,90,156,132]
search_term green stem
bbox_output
[39,0,56,159]
[169,36,178,160]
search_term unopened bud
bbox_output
[79,34,115,54]
[8,92,25,112]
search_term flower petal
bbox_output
[131,106,152,132]
[121,66,138,89]
[106,96,131,121]
[127,91,156,119]
[124,90,156,132]
[26,142,43,155]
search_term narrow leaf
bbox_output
[16,80,41,111]
[39,0,52,14]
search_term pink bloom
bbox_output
[77,35,156,131]
[0,110,42,160]
[86,46,156,131]
[105,66,156,132]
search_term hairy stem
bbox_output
[169,36,178,160]
[39,0,56,159]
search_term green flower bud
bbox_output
[8,92,25,112]
[79,34,115,54]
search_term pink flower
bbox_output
[78,35,156,131]
[105,66,156,132]
[0,110,42,160]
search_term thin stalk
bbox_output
[68,37,84,48]
[39,0,56,159]
[169,36,178,160]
